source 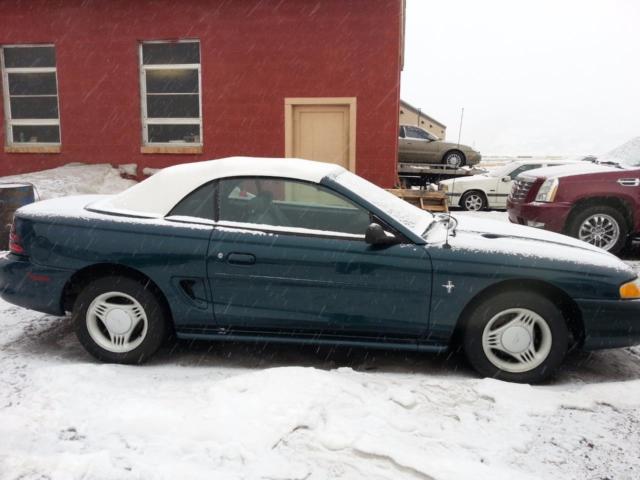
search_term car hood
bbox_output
[435,214,634,275]
[520,162,619,180]
[440,174,492,186]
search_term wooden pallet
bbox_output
[386,189,448,213]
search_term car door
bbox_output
[398,126,412,162]
[206,176,432,340]
[404,126,438,163]
[399,126,423,162]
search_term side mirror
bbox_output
[365,223,398,246]
[501,176,511,182]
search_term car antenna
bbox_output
[444,107,464,249]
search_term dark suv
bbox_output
[507,158,640,254]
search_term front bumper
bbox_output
[578,298,640,350]
[507,200,572,233]
[445,192,462,206]
[467,152,482,166]
[0,253,71,316]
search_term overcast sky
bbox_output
[401,0,640,156]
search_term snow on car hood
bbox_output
[440,174,491,186]
[443,214,634,274]
[520,162,618,180]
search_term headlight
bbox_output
[620,278,640,299]
[535,178,559,202]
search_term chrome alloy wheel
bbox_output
[481,308,552,373]
[446,153,463,168]
[463,193,484,211]
[86,291,148,353]
[578,214,620,251]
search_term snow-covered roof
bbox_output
[511,158,576,166]
[89,157,345,217]
[519,162,616,180]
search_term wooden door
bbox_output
[285,98,356,204]
[291,104,351,168]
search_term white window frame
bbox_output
[139,40,202,147]
[0,44,61,147]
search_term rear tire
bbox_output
[73,276,168,364]
[463,291,568,383]
[567,205,628,254]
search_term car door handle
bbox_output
[227,253,256,265]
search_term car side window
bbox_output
[509,164,542,179]
[168,182,216,220]
[405,126,431,140]
[218,177,371,236]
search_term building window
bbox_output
[1,45,61,146]
[140,40,202,146]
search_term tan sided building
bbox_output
[399,100,446,140]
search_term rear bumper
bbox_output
[507,200,572,233]
[578,298,640,350]
[0,253,71,316]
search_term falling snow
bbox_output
[1,166,640,479]
[1,296,640,480]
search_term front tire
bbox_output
[460,190,487,211]
[73,276,169,364]
[567,205,628,254]
[463,291,568,383]
[443,150,466,168]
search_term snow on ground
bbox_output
[2,165,640,479]
[0,163,136,200]
[1,292,640,480]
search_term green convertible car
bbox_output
[1,157,639,383]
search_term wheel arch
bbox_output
[61,263,172,322]
[451,278,584,348]
[458,189,488,208]
[565,195,634,234]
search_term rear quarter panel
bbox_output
[18,212,214,328]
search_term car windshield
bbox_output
[486,163,519,177]
[334,171,434,237]
[597,155,640,169]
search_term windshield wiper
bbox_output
[597,160,624,169]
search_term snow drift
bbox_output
[0,163,136,200]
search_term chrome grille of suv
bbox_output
[509,178,535,202]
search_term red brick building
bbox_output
[0,0,405,186]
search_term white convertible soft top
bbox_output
[89,157,345,217]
